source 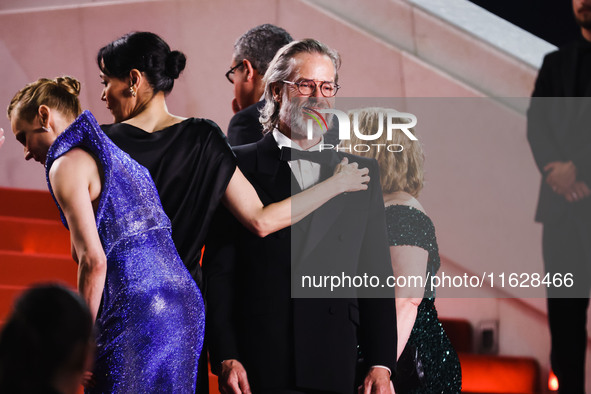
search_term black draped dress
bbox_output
[102,118,236,290]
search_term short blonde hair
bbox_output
[7,76,81,122]
[343,107,424,197]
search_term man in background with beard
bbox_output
[204,39,397,394]
[527,0,591,392]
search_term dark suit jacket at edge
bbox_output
[203,132,397,393]
[227,100,266,146]
[527,41,591,223]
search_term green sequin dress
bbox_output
[386,204,462,393]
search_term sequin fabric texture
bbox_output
[386,204,462,393]
[45,111,204,393]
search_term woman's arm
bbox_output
[390,245,429,360]
[49,148,106,322]
[222,158,369,237]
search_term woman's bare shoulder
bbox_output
[383,191,426,214]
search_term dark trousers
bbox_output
[543,212,591,394]
[196,349,209,393]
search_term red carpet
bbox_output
[0,188,75,327]
[0,187,541,393]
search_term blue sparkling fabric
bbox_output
[386,204,461,393]
[45,111,204,393]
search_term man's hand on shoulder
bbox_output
[358,366,394,394]
[219,359,251,394]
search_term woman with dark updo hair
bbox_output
[97,32,186,122]
[98,31,364,286]
[97,32,370,391]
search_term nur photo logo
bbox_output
[303,107,418,152]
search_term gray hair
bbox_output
[233,24,293,76]
[259,38,341,134]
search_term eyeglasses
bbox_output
[225,62,244,84]
[283,79,340,97]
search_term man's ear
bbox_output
[242,59,257,82]
[271,82,283,103]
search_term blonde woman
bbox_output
[344,108,461,393]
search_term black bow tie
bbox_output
[279,146,334,165]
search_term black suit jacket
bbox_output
[203,132,397,393]
[227,101,266,146]
[527,41,591,223]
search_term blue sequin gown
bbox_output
[45,111,204,393]
[386,205,461,393]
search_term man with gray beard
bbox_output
[204,39,397,394]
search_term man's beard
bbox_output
[575,6,591,30]
[279,95,334,139]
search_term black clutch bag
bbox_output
[393,344,425,393]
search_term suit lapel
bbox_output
[298,150,346,262]
[255,133,300,202]
[258,137,348,263]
